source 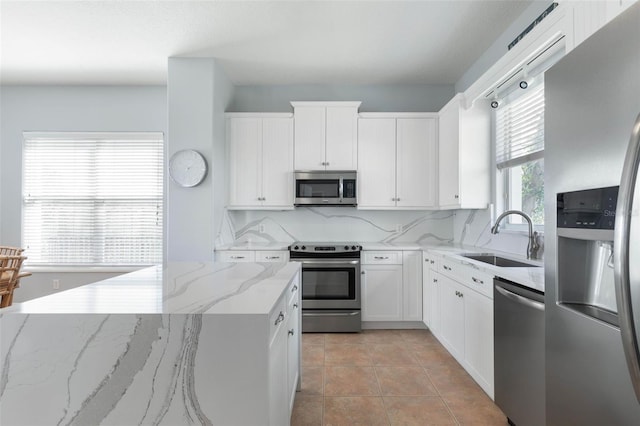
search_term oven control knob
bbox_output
[301,246,306,250]
[344,245,349,250]
[352,246,357,250]
[294,245,299,250]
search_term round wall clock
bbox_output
[168,149,208,187]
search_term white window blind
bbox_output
[495,81,545,169]
[22,132,163,266]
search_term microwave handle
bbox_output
[339,176,344,200]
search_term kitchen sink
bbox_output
[461,253,540,268]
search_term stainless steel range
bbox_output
[289,242,362,332]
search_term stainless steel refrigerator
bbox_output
[545,2,640,424]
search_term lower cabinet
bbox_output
[437,273,466,361]
[361,250,422,323]
[268,317,289,426]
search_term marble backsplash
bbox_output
[217,208,455,246]
[216,207,544,258]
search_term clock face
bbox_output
[169,149,207,187]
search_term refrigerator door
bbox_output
[545,2,640,424]
[614,113,640,402]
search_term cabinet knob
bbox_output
[274,311,285,325]
[362,271,366,275]
[433,278,437,283]
[291,284,298,292]
[397,198,400,201]
[454,195,459,199]
[288,329,295,336]
[293,303,298,309]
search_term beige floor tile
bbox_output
[375,366,438,396]
[397,329,439,345]
[383,396,457,425]
[324,396,389,426]
[444,393,507,425]
[300,366,324,396]
[425,366,484,397]
[325,332,368,345]
[303,333,326,346]
[324,366,381,396]
[291,395,323,426]
[325,344,372,366]
[303,344,325,367]
[413,345,461,370]
[369,344,419,366]
[361,329,405,345]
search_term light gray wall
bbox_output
[228,84,454,112]
[167,58,234,261]
[0,85,167,301]
[455,1,556,92]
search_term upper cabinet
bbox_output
[569,0,637,51]
[227,113,294,209]
[437,94,490,209]
[358,113,437,209]
[291,102,360,170]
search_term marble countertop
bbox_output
[421,243,544,293]
[2,261,301,315]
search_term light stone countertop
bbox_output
[2,261,301,314]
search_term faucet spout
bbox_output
[491,210,540,260]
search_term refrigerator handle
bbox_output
[614,112,640,403]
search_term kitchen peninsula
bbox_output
[0,261,301,426]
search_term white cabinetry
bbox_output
[358,114,437,209]
[362,250,422,323]
[437,94,490,209]
[422,252,441,333]
[425,250,495,398]
[291,102,360,170]
[227,114,294,209]
[569,0,637,51]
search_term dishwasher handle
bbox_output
[496,285,545,312]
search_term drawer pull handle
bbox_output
[433,278,438,283]
[274,311,285,325]
[231,256,245,259]
[266,256,280,260]
[472,277,484,284]
[291,284,298,292]
[430,260,435,264]
[293,303,298,309]
[374,256,390,260]
[443,265,452,271]
[288,329,295,336]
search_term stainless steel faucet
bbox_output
[491,210,540,260]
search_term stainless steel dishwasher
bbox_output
[494,277,545,426]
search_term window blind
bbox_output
[22,132,163,266]
[495,81,545,169]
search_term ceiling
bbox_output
[0,1,532,86]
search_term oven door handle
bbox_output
[296,259,360,266]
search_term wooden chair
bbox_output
[0,255,28,308]
[0,246,24,256]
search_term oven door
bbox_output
[299,259,360,310]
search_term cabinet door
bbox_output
[422,252,432,327]
[438,103,460,207]
[287,300,300,412]
[262,118,294,207]
[402,251,423,321]
[361,264,403,321]
[438,274,465,361]
[228,118,262,207]
[430,273,441,338]
[269,323,288,426]
[464,289,494,397]
[396,118,437,208]
[294,106,325,170]
[325,106,358,170]
[357,118,397,208]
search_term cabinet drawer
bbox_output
[440,258,494,299]
[217,250,256,262]
[256,250,289,262]
[270,296,287,345]
[439,258,465,281]
[363,251,402,265]
[423,251,441,271]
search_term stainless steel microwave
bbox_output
[294,171,357,206]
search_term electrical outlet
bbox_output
[259,224,266,233]
[53,279,60,290]
[395,224,403,233]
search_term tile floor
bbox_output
[291,329,506,426]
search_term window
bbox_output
[22,132,163,267]
[495,77,545,227]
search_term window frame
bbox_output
[21,131,165,269]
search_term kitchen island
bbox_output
[0,261,301,426]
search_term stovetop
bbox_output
[289,242,361,254]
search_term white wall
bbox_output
[166,58,234,261]
[0,85,167,301]
[228,84,454,113]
